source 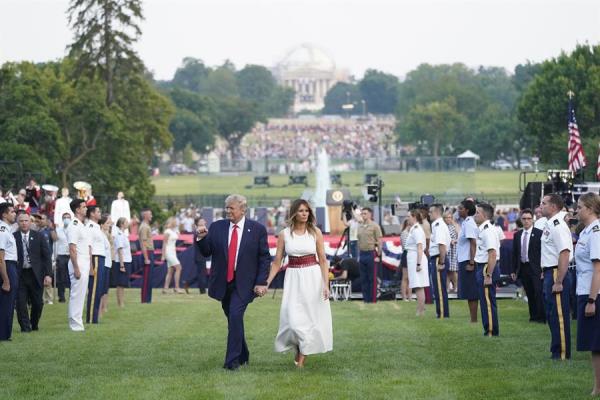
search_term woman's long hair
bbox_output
[287,199,318,237]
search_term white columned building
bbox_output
[272,44,350,113]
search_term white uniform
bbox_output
[114,230,132,263]
[541,213,573,268]
[67,217,91,331]
[54,196,73,225]
[575,219,600,296]
[110,198,131,223]
[404,224,428,288]
[0,220,18,262]
[101,232,112,268]
[475,220,500,264]
[430,217,451,257]
[88,221,105,257]
[457,216,478,262]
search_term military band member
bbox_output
[474,203,500,336]
[540,194,573,360]
[0,203,18,341]
[574,192,600,395]
[428,204,451,318]
[67,199,91,331]
[357,207,383,303]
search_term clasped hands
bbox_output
[254,285,268,297]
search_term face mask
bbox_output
[63,218,71,227]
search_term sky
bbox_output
[1,0,598,80]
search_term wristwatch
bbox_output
[588,297,597,304]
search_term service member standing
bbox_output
[540,193,573,360]
[573,192,600,395]
[55,212,71,303]
[357,207,383,303]
[86,206,106,324]
[457,200,479,323]
[428,204,451,319]
[474,203,500,336]
[67,199,91,332]
[139,209,155,303]
[0,203,18,341]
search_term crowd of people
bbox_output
[239,118,396,161]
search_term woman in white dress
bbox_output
[161,217,184,294]
[267,199,333,368]
[405,209,428,316]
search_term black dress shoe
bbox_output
[200,288,206,294]
[58,298,66,303]
[32,327,38,331]
[21,328,32,333]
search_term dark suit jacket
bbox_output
[511,227,542,276]
[14,230,52,287]
[197,219,270,304]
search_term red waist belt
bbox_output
[287,254,318,268]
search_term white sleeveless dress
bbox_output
[163,228,180,267]
[274,228,333,355]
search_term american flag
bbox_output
[568,100,587,172]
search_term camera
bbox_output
[342,200,357,221]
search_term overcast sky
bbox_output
[1,0,598,80]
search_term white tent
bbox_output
[457,150,480,170]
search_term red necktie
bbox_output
[227,225,239,282]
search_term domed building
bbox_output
[273,44,350,113]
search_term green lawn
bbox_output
[1,290,592,400]
[152,171,526,203]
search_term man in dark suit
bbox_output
[196,194,270,370]
[511,208,545,323]
[14,212,52,332]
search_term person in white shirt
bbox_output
[0,203,18,340]
[573,192,600,396]
[54,212,72,303]
[99,214,113,318]
[404,209,428,316]
[161,217,184,294]
[534,205,547,230]
[54,188,73,226]
[474,203,500,337]
[110,192,130,223]
[111,217,132,308]
[428,204,451,319]
[540,193,574,360]
[457,199,480,323]
[66,199,91,331]
[85,206,106,324]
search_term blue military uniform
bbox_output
[574,219,600,353]
[475,219,500,336]
[541,212,573,360]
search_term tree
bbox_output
[67,0,144,106]
[518,44,600,169]
[359,69,400,114]
[0,60,173,209]
[236,64,294,117]
[322,82,362,115]
[168,88,218,154]
[172,57,210,93]
[398,98,466,168]
[215,97,263,156]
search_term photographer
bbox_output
[331,256,360,288]
[342,202,361,259]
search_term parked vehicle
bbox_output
[491,159,513,170]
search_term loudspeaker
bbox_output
[519,182,543,210]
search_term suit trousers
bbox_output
[221,281,250,368]
[0,261,18,340]
[68,257,90,331]
[519,262,545,322]
[141,250,154,303]
[16,268,44,331]
[476,263,499,336]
